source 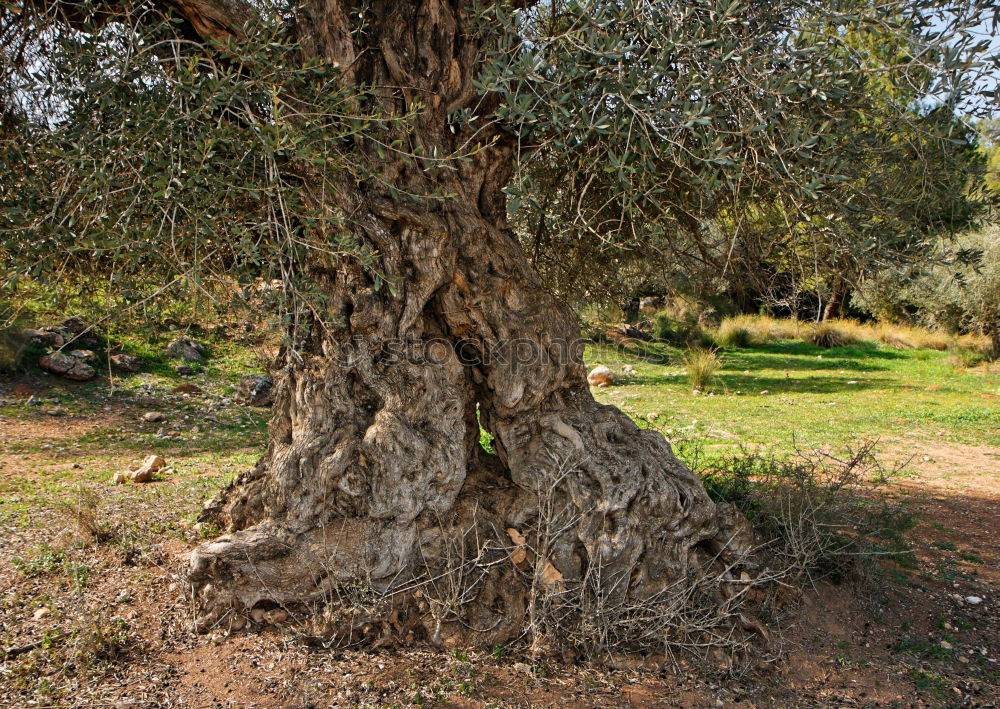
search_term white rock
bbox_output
[965,596,983,605]
[128,454,167,483]
[587,365,614,387]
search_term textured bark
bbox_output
[173,0,754,645]
[822,277,849,321]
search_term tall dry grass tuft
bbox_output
[808,321,856,348]
[714,318,754,348]
[681,347,721,392]
[714,314,802,345]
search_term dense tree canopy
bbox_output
[2,0,997,318]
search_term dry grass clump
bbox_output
[523,442,912,670]
[714,318,754,348]
[808,321,856,348]
[55,488,114,544]
[713,314,990,354]
[714,314,803,344]
[681,347,721,392]
[869,322,986,352]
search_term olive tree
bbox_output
[2,0,996,646]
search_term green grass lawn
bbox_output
[586,340,1000,455]
[0,330,269,517]
[3,331,997,509]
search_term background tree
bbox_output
[857,225,1000,357]
[514,12,993,322]
[2,0,997,647]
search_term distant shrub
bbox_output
[0,328,26,371]
[651,313,673,341]
[948,343,988,368]
[858,226,1000,357]
[714,319,753,348]
[579,302,625,327]
[653,312,711,348]
[0,301,32,371]
[681,347,720,392]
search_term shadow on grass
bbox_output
[721,352,890,373]
[629,372,895,394]
[719,374,893,395]
[719,341,907,372]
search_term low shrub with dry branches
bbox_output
[272,443,912,675]
[694,440,914,586]
[518,442,914,671]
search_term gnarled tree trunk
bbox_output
[822,276,850,321]
[181,0,753,647]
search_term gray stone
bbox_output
[236,375,275,406]
[165,337,207,363]
[23,328,64,348]
[60,318,104,349]
[110,353,142,372]
[39,351,96,381]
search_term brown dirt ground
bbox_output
[1,395,998,708]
